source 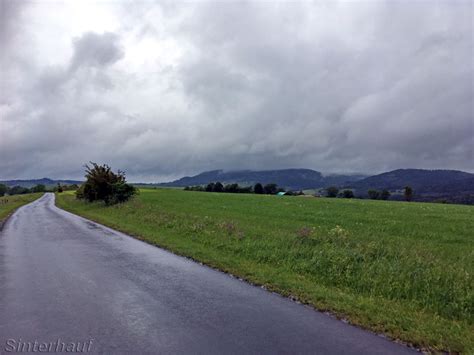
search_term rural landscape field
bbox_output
[56,188,474,352]
[2,0,473,353]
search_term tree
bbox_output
[342,189,354,198]
[205,182,215,192]
[404,186,413,202]
[326,186,339,198]
[224,183,239,193]
[64,184,79,191]
[238,186,253,193]
[263,183,278,195]
[31,184,46,193]
[214,182,224,193]
[254,183,264,194]
[56,183,63,193]
[380,189,391,200]
[368,189,380,200]
[109,180,136,203]
[76,162,136,204]
[188,185,204,191]
[0,184,7,196]
[8,186,30,195]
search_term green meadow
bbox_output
[56,188,473,352]
[0,193,44,224]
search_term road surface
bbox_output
[0,193,415,354]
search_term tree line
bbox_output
[185,181,414,201]
[324,186,413,201]
[184,182,288,195]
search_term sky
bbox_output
[0,0,472,182]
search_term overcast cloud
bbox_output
[0,0,472,181]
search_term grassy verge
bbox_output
[56,189,473,352]
[0,193,44,228]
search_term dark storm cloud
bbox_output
[167,1,473,176]
[0,1,472,181]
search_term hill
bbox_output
[0,178,83,188]
[161,169,366,190]
[348,169,474,203]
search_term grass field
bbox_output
[56,189,473,352]
[0,193,44,225]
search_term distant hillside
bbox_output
[348,169,473,191]
[161,169,366,190]
[348,169,474,203]
[0,178,83,188]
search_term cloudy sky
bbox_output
[0,0,472,182]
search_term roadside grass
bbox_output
[0,193,44,225]
[56,189,474,353]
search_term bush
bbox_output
[60,184,79,192]
[404,186,413,202]
[214,182,224,193]
[342,190,354,198]
[263,183,278,195]
[326,186,339,198]
[380,189,391,200]
[184,185,205,191]
[368,189,380,200]
[8,186,30,195]
[109,181,136,204]
[0,184,8,196]
[254,183,264,194]
[238,186,253,193]
[76,162,136,205]
[31,184,46,193]
[224,183,239,193]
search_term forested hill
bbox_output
[348,169,473,192]
[347,169,474,204]
[161,169,366,190]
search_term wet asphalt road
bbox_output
[0,193,416,354]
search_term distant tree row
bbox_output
[368,186,413,201]
[183,182,415,202]
[325,186,413,201]
[0,183,78,196]
[184,182,286,195]
[325,187,357,199]
[367,189,391,200]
